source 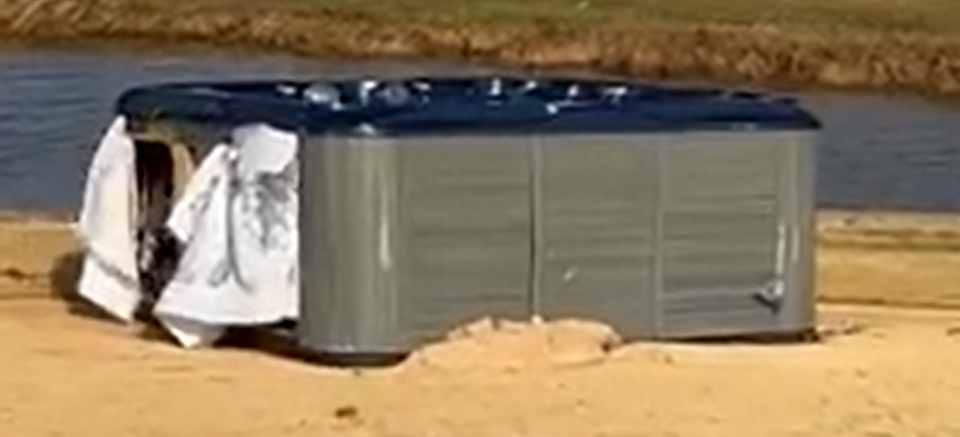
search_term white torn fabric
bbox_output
[154,144,234,348]
[156,313,228,350]
[75,116,141,322]
[154,124,300,348]
[165,145,233,244]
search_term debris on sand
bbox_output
[399,317,622,373]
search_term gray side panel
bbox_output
[395,136,532,345]
[778,132,818,331]
[298,136,403,354]
[659,132,784,337]
[536,135,658,338]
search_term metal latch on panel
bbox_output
[752,280,784,312]
[562,266,580,283]
[753,221,789,312]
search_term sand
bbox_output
[2,213,960,437]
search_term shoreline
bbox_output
[6,208,960,250]
[3,208,960,311]
[2,0,960,97]
[8,208,960,246]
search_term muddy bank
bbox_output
[3,0,960,95]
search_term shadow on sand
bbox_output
[47,250,120,323]
[45,248,408,367]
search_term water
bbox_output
[801,92,960,212]
[1,46,959,213]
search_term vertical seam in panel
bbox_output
[652,136,665,335]
[529,135,544,318]
[807,133,817,312]
[773,134,789,317]
[796,136,807,296]
[296,130,309,346]
[377,138,400,351]
[394,138,409,348]
[780,134,799,327]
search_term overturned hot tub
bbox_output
[76,75,821,359]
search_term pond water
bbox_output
[1,46,959,213]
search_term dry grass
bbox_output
[132,0,960,36]
[2,0,960,93]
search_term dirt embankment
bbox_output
[3,0,960,95]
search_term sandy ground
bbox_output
[818,211,960,308]
[2,213,960,437]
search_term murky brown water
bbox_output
[1,46,959,212]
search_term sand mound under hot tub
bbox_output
[400,317,622,372]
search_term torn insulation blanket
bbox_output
[76,116,141,322]
[76,119,300,348]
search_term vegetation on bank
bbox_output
[3,0,960,94]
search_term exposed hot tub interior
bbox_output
[130,130,197,317]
